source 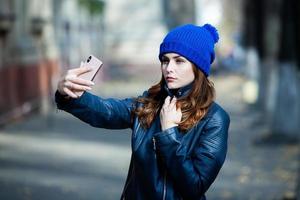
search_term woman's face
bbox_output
[161,53,195,89]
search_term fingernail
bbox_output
[90,81,95,85]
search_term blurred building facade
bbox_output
[0,0,199,124]
[0,0,58,124]
[103,0,200,81]
[103,0,166,80]
[0,0,104,125]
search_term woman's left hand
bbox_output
[160,96,182,131]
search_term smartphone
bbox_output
[78,55,103,81]
[75,55,103,96]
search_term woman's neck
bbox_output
[163,82,194,98]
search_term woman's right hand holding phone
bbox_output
[57,66,95,99]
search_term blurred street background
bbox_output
[0,0,299,199]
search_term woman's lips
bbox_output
[166,77,176,82]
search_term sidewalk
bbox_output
[207,74,299,200]
[0,74,298,200]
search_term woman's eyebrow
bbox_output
[172,55,187,60]
[163,55,183,59]
[173,56,187,61]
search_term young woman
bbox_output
[55,24,230,200]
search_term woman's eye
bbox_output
[161,60,169,65]
[176,59,184,64]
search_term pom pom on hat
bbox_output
[159,23,219,76]
[203,23,219,43]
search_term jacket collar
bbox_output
[163,81,193,98]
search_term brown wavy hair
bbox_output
[133,65,216,132]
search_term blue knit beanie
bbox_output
[159,24,219,77]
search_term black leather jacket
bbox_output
[55,85,230,200]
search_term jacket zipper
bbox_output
[153,137,166,200]
[152,137,157,159]
[126,123,168,200]
[152,137,166,200]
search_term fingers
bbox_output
[164,96,171,106]
[63,87,78,98]
[57,66,95,98]
[160,96,181,130]
[169,97,177,110]
[58,68,94,98]
[69,66,92,76]
[163,96,177,111]
[66,76,94,86]
[64,81,92,91]
[170,96,176,105]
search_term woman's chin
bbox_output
[167,83,179,89]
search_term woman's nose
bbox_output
[166,61,175,72]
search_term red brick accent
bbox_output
[0,59,59,125]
